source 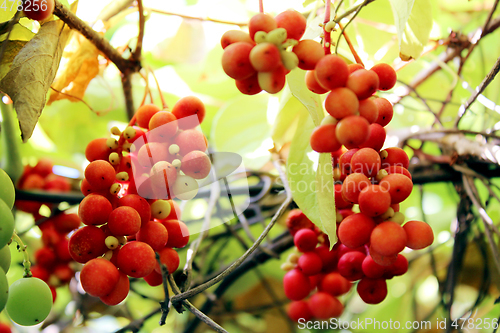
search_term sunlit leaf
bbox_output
[388,0,433,60]
[285,69,336,243]
[316,152,336,246]
[0,19,72,142]
[0,23,35,41]
[153,19,206,64]
[286,111,336,240]
[271,86,308,147]
[286,68,323,126]
[210,94,271,170]
[47,35,100,105]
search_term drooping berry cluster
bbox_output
[15,158,72,215]
[69,96,211,305]
[221,10,323,94]
[282,209,434,322]
[280,57,435,322]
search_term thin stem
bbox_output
[168,275,228,333]
[97,0,135,22]
[463,175,500,276]
[157,254,171,326]
[182,181,220,291]
[334,0,375,23]
[335,0,370,54]
[133,0,145,62]
[454,55,500,127]
[149,67,168,110]
[333,0,345,18]
[121,71,135,121]
[338,22,363,65]
[113,308,161,333]
[323,0,331,54]
[147,8,247,27]
[259,0,263,13]
[53,0,139,73]
[170,192,293,304]
[11,231,32,277]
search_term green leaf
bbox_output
[271,86,308,147]
[286,111,336,242]
[0,19,72,142]
[284,69,336,244]
[388,0,433,60]
[316,152,336,246]
[0,23,35,41]
[210,94,271,170]
[286,68,323,126]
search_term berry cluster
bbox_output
[31,212,81,301]
[279,56,435,322]
[283,209,434,322]
[69,96,210,305]
[15,158,72,216]
[221,10,317,94]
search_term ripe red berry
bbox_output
[308,292,344,319]
[294,229,318,252]
[297,251,323,275]
[370,63,397,90]
[287,300,313,322]
[23,0,55,21]
[283,269,311,301]
[357,278,388,304]
[403,220,434,250]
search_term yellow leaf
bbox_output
[389,0,433,60]
[47,35,100,105]
[0,19,72,142]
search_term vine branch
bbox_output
[53,0,140,73]
[170,188,293,304]
[454,55,500,127]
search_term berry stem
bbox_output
[139,70,154,106]
[156,253,171,326]
[149,66,169,110]
[168,274,229,333]
[170,188,293,304]
[323,0,332,55]
[334,0,370,55]
[11,231,32,278]
[259,0,263,13]
[338,22,364,66]
[132,0,145,61]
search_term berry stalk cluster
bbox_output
[282,57,434,321]
[69,96,211,305]
[221,10,314,94]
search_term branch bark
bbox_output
[53,0,140,73]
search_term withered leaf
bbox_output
[0,19,72,142]
[48,35,100,105]
[0,40,28,81]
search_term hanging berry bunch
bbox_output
[282,207,434,321]
[69,95,211,305]
[221,9,319,94]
